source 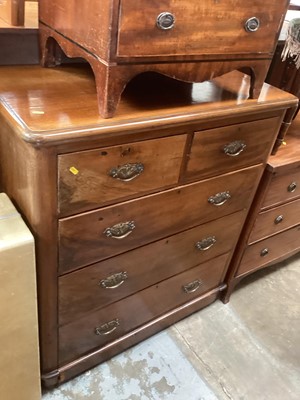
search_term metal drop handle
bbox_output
[195,236,216,251]
[95,319,120,336]
[156,12,175,30]
[208,191,231,206]
[183,279,202,294]
[103,221,135,239]
[108,163,144,181]
[244,17,260,32]
[287,182,297,193]
[223,140,246,157]
[99,272,128,289]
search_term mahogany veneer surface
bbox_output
[0,65,297,386]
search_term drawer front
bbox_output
[249,198,300,244]
[59,252,228,364]
[237,225,300,277]
[185,117,281,181]
[117,0,287,57]
[262,169,300,209]
[59,211,245,325]
[59,165,262,272]
[58,135,187,215]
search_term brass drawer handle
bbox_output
[156,12,175,30]
[108,163,144,181]
[260,248,269,257]
[223,140,246,157]
[95,319,120,336]
[183,279,202,294]
[104,221,135,239]
[274,215,284,225]
[208,191,231,206]
[287,182,297,193]
[244,17,260,32]
[99,272,128,289]
[195,236,216,251]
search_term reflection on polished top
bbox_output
[0,64,297,145]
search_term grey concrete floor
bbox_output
[43,253,300,400]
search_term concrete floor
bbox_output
[43,253,300,400]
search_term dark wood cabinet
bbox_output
[0,65,297,386]
[224,117,300,302]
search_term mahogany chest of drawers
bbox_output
[39,0,289,117]
[224,117,300,302]
[0,66,297,386]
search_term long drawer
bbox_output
[59,211,245,325]
[261,169,300,209]
[117,0,286,57]
[248,198,300,244]
[59,165,262,272]
[185,117,281,182]
[59,252,228,365]
[236,225,300,277]
[58,134,187,215]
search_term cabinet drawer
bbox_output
[262,168,300,209]
[59,252,228,364]
[237,225,300,277]
[249,198,300,244]
[59,211,244,325]
[185,117,280,181]
[59,165,262,272]
[117,0,286,57]
[58,135,187,215]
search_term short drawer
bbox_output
[249,198,300,244]
[236,225,300,277]
[261,169,300,209]
[59,211,245,325]
[59,252,228,364]
[59,165,262,272]
[58,134,187,215]
[185,117,280,181]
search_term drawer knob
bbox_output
[260,248,269,257]
[99,272,128,289]
[156,12,175,30]
[274,215,284,225]
[208,191,231,206]
[287,182,297,193]
[223,140,246,157]
[95,319,120,336]
[104,221,135,239]
[183,279,202,294]
[244,17,260,32]
[108,163,144,181]
[195,236,216,251]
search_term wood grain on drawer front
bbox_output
[59,211,245,325]
[117,0,287,57]
[236,225,300,277]
[59,252,228,364]
[59,165,262,273]
[58,135,187,215]
[261,168,300,209]
[249,198,300,244]
[185,117,280,181]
